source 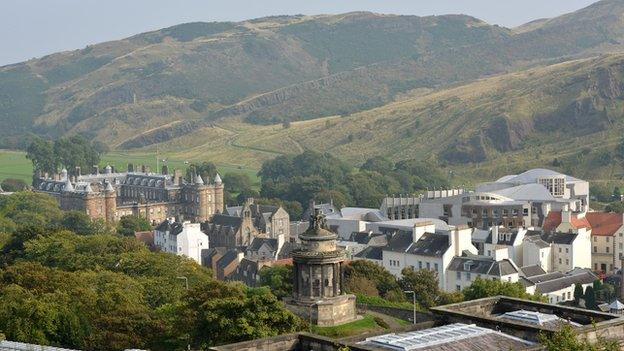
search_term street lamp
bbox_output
[404,290,416,324]
[177,276,189,290]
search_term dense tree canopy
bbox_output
[258,151,450,219]
[462,278,545,302]
[0,191,303,350]
[26,135,104,176]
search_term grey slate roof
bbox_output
[525,230,577,245]
[520,265,547,278]
[155,219,183,235]
[348,231,388,246]
[210,214,243,228]
[385,231,414,252]
[485,228,520,246]
[407,233,451,257]
[217,249,241,270]
[248,237,278,251]
[448,256,519,277]
[355,246,384,261]
[524,268,598,294]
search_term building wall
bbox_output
[447,271,519,292]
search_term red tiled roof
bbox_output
[542,211,591,232]
[586,212,624,236]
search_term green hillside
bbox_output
[2,0,624,185]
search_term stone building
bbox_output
[34,165,224,224]
[226,198,290,240]
[287,210,357,326]
[202,213,258,249]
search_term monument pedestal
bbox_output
[285,294,358,327]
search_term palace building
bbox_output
[33,164,224,224]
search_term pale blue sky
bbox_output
[1,0,597,66]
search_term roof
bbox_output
[609,300,624,311]
[448,256,519,277]
[360,323,534,351]
[384,231,414,252]
[520,265,547,278]
[529,268,598,294]
[498,310,581,328]
[210,214,243,228]
[337,207,387,221]
[155,219,183,235]
[407,233,450,257]
[585,212,624,236]
[526,229,578,245]
[0,341,80,351]
[495,168,582,184]
[355,246,383,261]
[491,183,557,202]
[248,237,278,252]
[217,249,241,270]
[372,218,450,231]
[348,231,388,246]
[485,228,520,246]
[542,211,590,232]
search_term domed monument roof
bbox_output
[300,209,338,242]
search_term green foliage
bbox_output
[462,278,545,302]
[0,178,27,192]
[399,268,440,308]
[185,161,217,183]
[354,294,415,310]
[26,135,104,176]
[58,211,111,236]
[605,201,624,214]
[259,264,293,299]
[117,215,152,236]
[310,314,382,338]
[0,192,302,350]
[223,172,253,193]
[344,260,404,301]
[574,283,584,306]
[539,324,620,351]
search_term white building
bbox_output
[482,226,527,264]
[446,255,520,292]
[154,218,209,264]
[382,221,478,291]
[325,207,388,239]
[522,227,591,272]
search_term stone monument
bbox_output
[287,209,357,326]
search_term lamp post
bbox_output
[404,290,416,324]
[177,276,189,290]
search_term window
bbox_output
[466,272,471,281]
[558,247,562,253]
[418,261,423,269]
[559,258,562,264]
[619,243,623,250]
[487,250,491,256]
[566,259,569,265]
[607,246,610,253]
[565,248,569,253]
[594,246,598,253]
[456,271,461,280]
[523,208,529,215]
[426,262,430,270]
[502,209,509,216]
[456,285,461,291]
[567,292,571,300]
[607,237,610,243]
[507,277,512,282]
[594,236,598,242]
[434,263,439,271]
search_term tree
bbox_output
[462,278,544,302]
[117,215,152,236]
[344,276,379,297]
[183,281,303,348]
[361,156,394,174]
[26,136,58,174]
[584,286,597,309]
[186,162,217,183]
[223,173,253,194]
[539,324,619,351]
[0,178,28,192]
[58,211,110,236]
[344,261,403,300]
[573,283,584,306]
[259,265,293,299]
[399,268,439,308]
[605,201,624,214]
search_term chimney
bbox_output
[128,163,134,172]
[74,166,81,177]
[562,210,572,225]
[413,221,434,243]
[173,169,182,186]
[492,226,499,245]
[92,165,99,175]
[162,165,169,175]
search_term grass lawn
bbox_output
[0,150,260,186]
[310,314,386,338]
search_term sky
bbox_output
[1,0,598,66]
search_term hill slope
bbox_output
[2,0,624,151]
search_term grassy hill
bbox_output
[2,0,624,185]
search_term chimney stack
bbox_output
[173,169,182,186]
[162,165,169,175]
[92,165,99,175]
[128,163,134,172]
[492,226,499,245]
[141,165,146,173]
[75,166,81,177]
